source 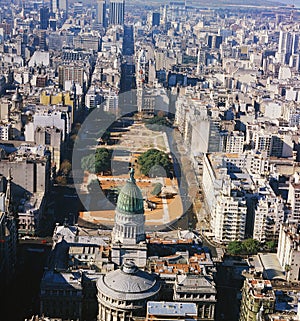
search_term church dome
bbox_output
[116,168,144,214]
[97,261,160,301]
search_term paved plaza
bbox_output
[79,122,184,228]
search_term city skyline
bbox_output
[0,1,300,321]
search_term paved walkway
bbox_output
[171,129,211,228]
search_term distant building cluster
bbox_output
[0,1,299,321]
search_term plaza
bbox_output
[79,121,184,229]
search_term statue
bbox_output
[129,167,135,183]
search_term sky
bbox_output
[277,0,300,6]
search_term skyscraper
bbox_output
[277,30,294,64]
[97,0,107,26]
[60,0,68,11]
[51,0,58,13]
[109,0,125,26]
[39,7,49,30]
[152,12,160,27]
[51,0,68,14]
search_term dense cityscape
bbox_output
[0,0,300,320]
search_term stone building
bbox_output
[239,279,275,321]
[97,260,161,321]
[40,223,109,320]
[40,170,217,320]
[40,270,83,320]
[11,87,23,111]
[0,211,17,286]
[173,274,216,320]
[0,173,18,287]
[111,168,147,267]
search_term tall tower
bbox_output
[51,0,68,15]
[109,0,125,26]
[111,168,147,267]
[51,0,59,13]
[59,0,68,12]
[96,0,107,26]
[277,30,293,64]
[39,6,49,30]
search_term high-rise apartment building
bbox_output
[224,131,244,154]
[288,173,300,222]
[253,192,284,243]
[212,191,247,243]
[277,222,300,282]
[202,154,248,243]
[239,279,275,321]
[58,64,85,90]
[277,30,298,64]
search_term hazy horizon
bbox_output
[123,0,300,8]
[277,0,300,6]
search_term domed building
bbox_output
[111,168,147,267]
[97,260,161,321]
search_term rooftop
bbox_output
[259,253,285,280]
[97,261,161,300]
[147,301,197,316]
[175,274,216,294]
[247,278,275,299]
[41,271,82,290]
[151,260,202,275]
[282,222,300,245]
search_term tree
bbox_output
[55,176,67,185]
[138,149,172,177]
[72,123,81,135]
[81,148,112,174]
[151,182,163,196]
[242,238,260,255]
[81,154,96,173]
[94,148,112,174]
[101,130,111,144]
[227,241,244,255]
[149,164,167,178]
[60,159,72,176]
[266,240,277,252]
[145,116,172,131]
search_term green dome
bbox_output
[116,169,144,214]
